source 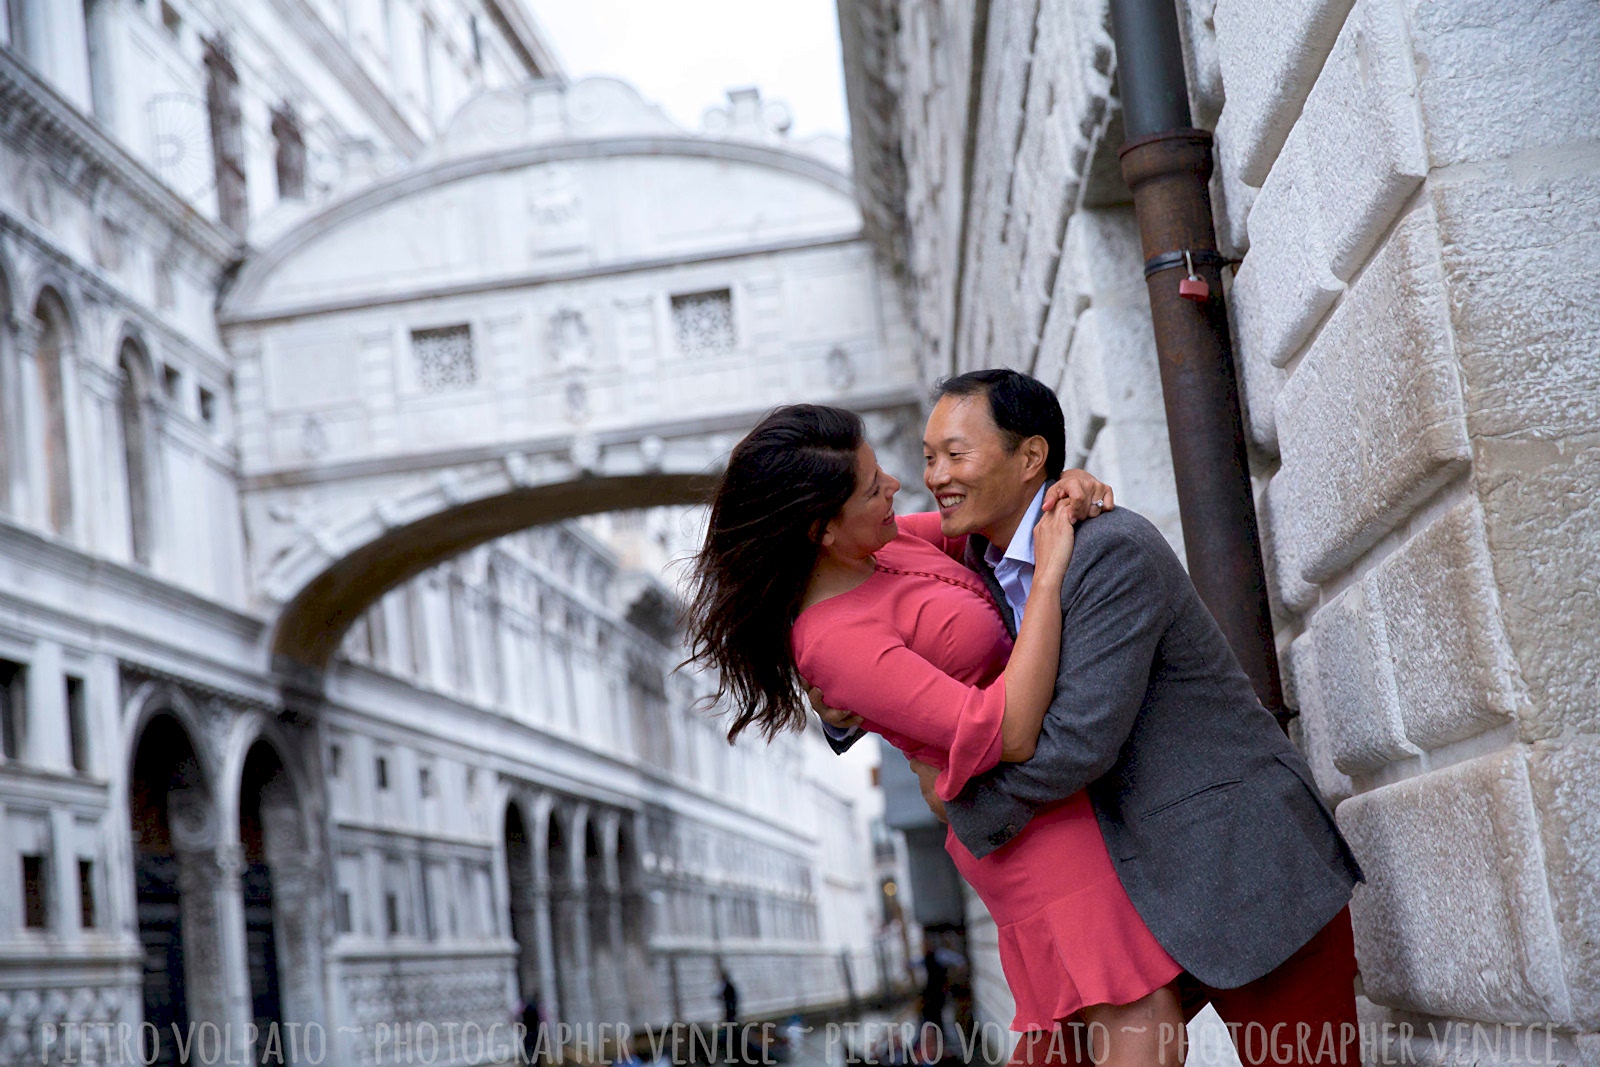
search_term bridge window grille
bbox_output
[412,325,477,391]
[671,289,735,356]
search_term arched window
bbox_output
[32,289,73,536]
[118,341,154,565]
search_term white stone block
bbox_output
[1230,146,1344,372]
[1063,208,1147,303]
[1283,634,1356,804]
[1178,0,1226,130]
[1289,0,1428,279]
[1473,435,1600,742]
[1527,737,1600,1029]
[1210,149,1257,260]
[1432,160,1600,442]
[1307,583,1420,775]
[1274,202,1469,584]
[1233,302,1286,453]
[1404,0,1600,168]
[1213,0,1355,185]
[1259,473,1318,614]
[1368,498,1525,752]
[1338,748,1571,1024]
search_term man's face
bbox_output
[922,394,1042,541]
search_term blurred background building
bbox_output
[838,0,1599,1060]
[0,3,917,1064]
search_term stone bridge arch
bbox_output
[220,78,922,679]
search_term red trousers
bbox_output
[1010,907,1360,1067]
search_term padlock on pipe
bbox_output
[1179,249,1210,303]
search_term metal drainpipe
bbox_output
[1108,0,1288,723]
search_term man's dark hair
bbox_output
[934,368,1067,479]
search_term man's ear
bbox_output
[1019,435,1049,481]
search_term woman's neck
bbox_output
[802,548,876,610]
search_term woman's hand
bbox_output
[1041,469,1113,521]
[908,759,948,822]
[1031,497,1078,579]
[807,685,864,732]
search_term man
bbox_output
[817,369,1363,1066]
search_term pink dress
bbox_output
[792,513,1181,1031]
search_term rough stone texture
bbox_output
[1213,0,1355,185]
[892,0,987,382]
[1258,473,1318,614]
[1274,202,1470,584]
[1211,156,1257,260]
[1432,158,1600,443]
[1369,498,1527,752]
[1473,435,1600,743]
[1527,737,1600,1030]
[1283,635,1356,804]
[1339,749,1571,1025]
[1435,158,1600,744]
[1234,303,1286,452]
[1308,583,1420,775]
[1230,145,1344,373]
[1285,0,1428,280]
[1403,0,1600,169]
[958,0,1115,373]
[1176,0,1226,131]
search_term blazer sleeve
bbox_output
[943,529,1171,857]
[795,616,1006,800]
[896,513,969,562]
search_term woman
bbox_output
[685,405,1185,1067]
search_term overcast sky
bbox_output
[524,0,851,141]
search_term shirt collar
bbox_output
[983,485,1046,570]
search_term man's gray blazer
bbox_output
[948,506,1362,990]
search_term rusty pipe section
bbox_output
[1109,3,1287,721]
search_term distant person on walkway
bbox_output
[919,938,949,1047]
[517,992,545,1066]
[719,967,740,1026]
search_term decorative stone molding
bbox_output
[0,48,238,264]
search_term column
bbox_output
[262,802,330,1066]
[175,843,254,1065]
[532,878,561,1024]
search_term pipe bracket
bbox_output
[1143,249,1229,278]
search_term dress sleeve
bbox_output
[895,513,968,562]
[795,615,1004,798]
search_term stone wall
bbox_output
[1215,0,1600,1050]
[842,0,1600,1055]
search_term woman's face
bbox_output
[820,443,901,559]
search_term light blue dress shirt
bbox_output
[984,484,1046,625]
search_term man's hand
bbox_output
[909,759,947,823]
[806,686,863,732]
[1042,469,1114,522]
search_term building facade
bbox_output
[838,0,1600,1060]
[0,4,909,1066]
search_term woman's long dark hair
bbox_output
[684,404,866,743]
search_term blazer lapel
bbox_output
[964,534,1017,638]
